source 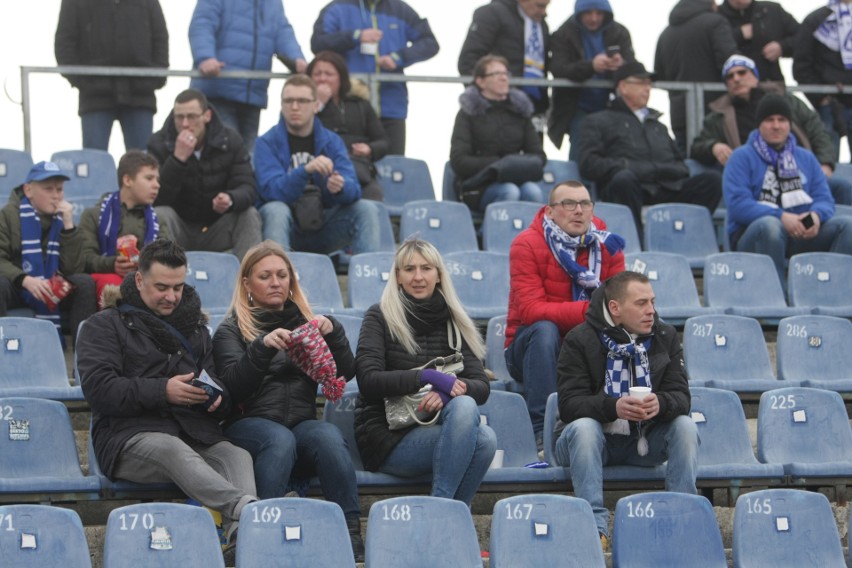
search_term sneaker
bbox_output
[600,533,609,552]
[283,490,300,498]
[223,527,238,566]
[346,516,365,563]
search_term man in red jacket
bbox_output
[505,180,625,448]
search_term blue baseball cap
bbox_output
[24,161,70,184]
[722,55,759,82]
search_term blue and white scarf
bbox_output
[543,217,625,301]
[753,132,813,210]
[521,10,545,102]
[19,196,64,336]
[599,330,652,454]
[814,0,852,70]
[96,191,159,256]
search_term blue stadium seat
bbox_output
[733,489,845,568]
[757,387,852,486]
[104,503,224,567]
[399,200,478,255]
[479,391,567,485]
[0,504,91,567]
[626,252,719,326]
[68,193,103,226]
[481,201,541,252]
[612,492,726,568]
[536,159,581,196]
[288,252,346,314]
[441,160,459,203]
[346,251,395,316]
[689,388,784,497]
[205,312,227,336]
[703,252,810,323]
[0,148,33,203]
[0,397,101,501]
[185,251,240,315]
[787,252,852,317]
[485,315,521,393]
[332,313,363,358]
[683,315,780,392]
[777,315,852,391]
[489,494,605,567]
[444,251,510,320]
[365,496,481,567]
[643,204,719,268]
[375,156,435,217]
[595,202,641,255]
[237,498,356,567]
[50,149,116,199]
[0,317,84,401]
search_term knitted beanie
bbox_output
[755,94,791,124]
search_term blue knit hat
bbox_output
[722,55,759,82]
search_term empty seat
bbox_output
[595,202,641,255]
[787,252,852,317]
[489,494,605,567]
[50,149,116,197]
[612,492,726,568]
[444,251,510,320]
[777,315,852,391]
[374,156,435,217]
[0,317,84,401]
[682,315,780,392]
[288,251,345,314]
[757,387,852,486]
[0,504,91,567]
[481,201,541,252]
[0,397,101,501]
[365,496,481,567]
[237,498,356,567]
[643,203,719,268]
[103,502,224,567]
[536,159,581,196]
[485,315,522,393]
[346,251,395,316]
[185,251,240,314]
[399,200,478,255]
[332,313,363,358]
[733,489,845,568]
[0,148,33,203]
[703,252,810,323]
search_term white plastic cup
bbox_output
[629,386,651,401]
[360,42,378,55]
[489,449,504,469]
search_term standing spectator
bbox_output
[148,89,262,260]
[718,0,799,83]
[794,0,852,162]
[308,51,389,201]
[255,75,382,256]
[655,0,738,153]
[458,0,551,130]
[450,55,546,213]
[311,0,440,155]
[549,0,634,160]
[189,0,307,152]
[55,0,169,152]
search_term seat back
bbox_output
[481,201,541,252]
[68,193,104,225]
[185,251,240,314]
[485,315,511,383]
[757,387,852,465]
[0,149,33,203]
[490,494,605,568]
[689,387,762,466]
[643,204,718,266]
[288,252,345,313]
[0,318,70,391]
[682,315,774,383]
[542,392,561,466]
[399,200,478,255]
[323,391,364,470]
[441,160,458,202]
[0,504,91,567]
[237,498,356,567]
[733,489,845,567]
[205,312,227,336]
[703,252,787,309]
[375,156,435,216]
[595,202,641,254]
[536,159,581,195]
[365,496,481,567]
[776,315,852,382]
[626,252,702,311]
[346,252,395,314]
[478,391,539,467]
[332,314,363,357]
[444,251,510,319]
[50,149,116,197]
[612,492,726,568]
[787,252,852,309]
[104,503,225,567]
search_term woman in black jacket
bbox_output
[213,240,364,560]
[355,238,497,505]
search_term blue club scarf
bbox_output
[752,132,813,210]
[598,331,652,398]
[542,217,625,301]
[814,0,852,70]
[19,196,64,336]
[96,191,159,256]
[521,10,546,101]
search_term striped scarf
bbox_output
[19,196,64,337]
[97,191,159,256]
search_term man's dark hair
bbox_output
[117,150,159,188]
[604,271,651,304]
[138,239,187,274]
[307,51,352,97]
[174,88,209,111]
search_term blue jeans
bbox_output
[260,199,382,255]
[555,415,699,537]
[567,108,589,163]
[828,176,852,206]
[818,103,852,162]
[479,182,544,212]
[209,98,261,153]
[735,214,852,285]
[378,396,497,506]
[505,321,562,439]
[81,107,153,151]
[225,417,360,517]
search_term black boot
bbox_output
[346,516,365,563]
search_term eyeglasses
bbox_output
[482,71,511,78]
[549,199,594,211]
[725,69,750,81]
[282,98,316,107]
[174,113,203,123]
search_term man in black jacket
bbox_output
[148,89,262,260]
[578,61,722,230]
[553,271,698,549]
[76,239,257,558]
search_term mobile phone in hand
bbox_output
[606,45,621,58]
[801,213,815,229]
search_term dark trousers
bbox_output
[381,118,406,156]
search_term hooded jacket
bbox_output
[555,282,690,427]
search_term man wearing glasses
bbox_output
[148,89,262,259]
[578,61,723,231]
[254,74,381,256]
[505,179,625,450]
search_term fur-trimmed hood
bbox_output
[458,85,535,118]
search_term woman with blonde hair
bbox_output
[213,240,364,561]
[355,238,496,505]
